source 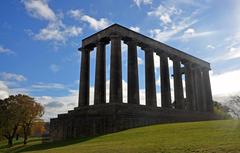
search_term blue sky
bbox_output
[0,0,240,121]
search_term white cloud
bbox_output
[50,64,60,73]
[138,57,143,65]
[0,81,10,99]
[22,0,56,21]
[45,101,64,108]
[64,26,82,37]
[0,80,29,100]
[147,2,211,43]
[68,9,82,20]
[149,16,198,42]
[211,69,240,98]
[35,90,78,121]
[209,33,240,62]
[133,0,152,7]
[0,45,13,54]
[180,28,214,41]
[207,44,215,50]
[9,87,29,96]
[148,5,182,25]
[130,26,140,32]
[68,9,111,31]
[81,15,110,31]
[184,28,195,35]
[225,47,240,60]
[0,72,27,82]
[22,1,82,43]
[34,21,82,42]
[32,83,65,90]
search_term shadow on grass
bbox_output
[0,138,43,153]
[13,136,97,153]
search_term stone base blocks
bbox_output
[50,103,218,141]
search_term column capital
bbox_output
[96,38,110,46]
[123,37,137,45]
[157,51,169,58]
[201,66,211,71]
[140,43,149,50]
[97,40,105,45]
[183,61,193,67]
[109,33,121,39]
[191,64,207,72]
[169,55,181,62]
[78,46,93,52]
[141,45,154,53]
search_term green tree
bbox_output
[213,101,232,119]
[226,96,240,119]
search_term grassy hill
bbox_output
[1,120,240,153]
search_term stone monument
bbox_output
[50,24,217,141]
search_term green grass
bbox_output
[1,120,240,153]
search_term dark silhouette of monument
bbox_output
[50,24,217,140]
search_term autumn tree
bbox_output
[17,95,44,145]
[0,94,44,146]
[0,96,25,147]
[31,120,46,137]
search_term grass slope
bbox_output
[1,120,240,153]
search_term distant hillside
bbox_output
[1,120,240,153]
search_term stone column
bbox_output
[109,34,122,103]
[144,47,157,107]
[194,68,204,111]
[127,39,140,104]
[94,41,106,105]
[184,62,195,111]
[199,68,207,111]
[78,47,90,107]
[160,53,171,108]
[202,68,213,112]
[172,57,184,109]
[192,69,198,111]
